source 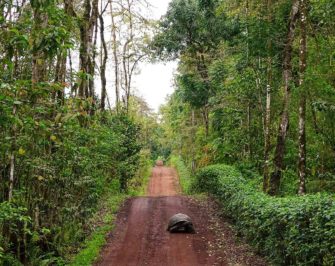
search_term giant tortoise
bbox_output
[167,213,195,233]
[156,160,164,166]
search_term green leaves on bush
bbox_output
[170,155,192,194]
[194,164,335,265]
[0,86,143,263]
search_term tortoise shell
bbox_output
[167,213,195,233]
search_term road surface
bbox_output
[95,166,267,266]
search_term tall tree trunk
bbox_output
[298,0,307,195]
[196,55,210,136]
[63,1,77,97]
[191,109,196,173]
[63,0,77,96]
[54,51,67,103]
[125,0,134,113]
[99,5,108,110]
[32,5,48,84]
[269,0,300,195]
[263,0,273,192]
[8,154,15,200]
[122,40,130,111]
[78,0,98,98]
[8,104,17,201]
[68,50,76,97]
[89,20,99,99]
[78,0,91,97]
[110,1,120,112]
[202,107,209,137]
[247,101,252,157]
[263,82,272,191]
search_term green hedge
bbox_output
[169,155,192,194]
[194,165,335,265]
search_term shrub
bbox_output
[169,155,192,194]
[194,164,335,265]
[0,103,143,264]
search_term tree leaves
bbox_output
[18,148,26,156]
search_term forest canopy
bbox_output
[154,0,335,196]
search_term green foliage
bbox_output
[152,0,238,59]
[70,151,152,265]
[307,181,335,194]
[0,202,31,265]
[70,225,109,266]
[110,114,142,192]
[194,165,335,265]
[69,182,127,266]
[169,155,192,194]
[177,74,209,109]
[156,0,335,196]
[128,149,152,196]
[0,84,144,264]
[0,1,152,265]
[278,169,300,196]
[32,5,74,57]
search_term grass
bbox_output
[169,155,193,194]
[131,160,152,196]
[69,189,127,266]
[69,160,152,266]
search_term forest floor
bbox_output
[95,166,268,266]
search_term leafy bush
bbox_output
[278,169,300,196]
[128,149,152,196]
[169,155,192,194]
[69,180,127,266]
[194,164,335,265]
[0,86,143,264]
[0,202,31,265]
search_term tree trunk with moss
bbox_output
[298,0,307,195]
[78,0,98,98]
[263,0,273,192]
[269,0,300,195]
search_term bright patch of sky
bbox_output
[133,0,178,113]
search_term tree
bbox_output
[78,0,99,98]
[263,0,273,192]
[297,0,307,195]
[0,1,150,263]
[152,0,236,136]
[109,0,152,112]
[268,0,300,195]
[99,1,109,110]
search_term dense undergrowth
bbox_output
[69,180,127,266]
[0,91,147,265]
[193,164,335,265]
[69,154,152,266]
[169,155,192,194]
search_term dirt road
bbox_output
[96,166,267,266]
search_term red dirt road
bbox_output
[95,166,267,266]
[147,167,180,196]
